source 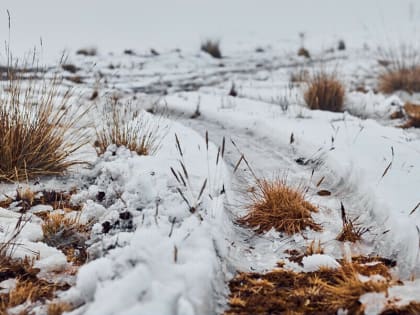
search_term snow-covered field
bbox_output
[0,2,420,314]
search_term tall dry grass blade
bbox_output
[0,70,89,181]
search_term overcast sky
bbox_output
[0,0,419,62]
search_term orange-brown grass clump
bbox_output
[380,302,420,315]
[0,250,69,314]
[336,203,369,243]
[401,102,420,128]
[0,278,69,314]
[42,213,90,265]
[377,45,420,93]
[0,72,89,182]
[47,302,73,315]
[0,211,70,313]
[95,99,161,156]
[238,178,321,235]
[225,258,396,315]
[304,70,345,112]
[201,40,222,59]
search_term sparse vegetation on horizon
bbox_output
[201,39,222,59]
[377,45,420,93]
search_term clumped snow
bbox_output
[302,254,340,272]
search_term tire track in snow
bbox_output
[160,105,420,312]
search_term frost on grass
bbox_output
[62,123,228,315]
[95,99,162,156]
[238,178,321,235]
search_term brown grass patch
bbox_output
[47,302,73,315]
[238,178,321,235]
[1,188,81,213]
[304,70,345,112]
[377,45,420,93]
[0,252,69,314]
[0,73,89,182]
[42,213,89,265]
[201,40,222,59]
[0,278,69,314]
[400,102,420,128]
[225,258,396,315]
[95,99,162,156]
[378,68,420,93]
[380,302,420,315]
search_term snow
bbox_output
[2,0,420,62]
[302,254,340,272]
[0,4,420,313]
[53,117,230,315]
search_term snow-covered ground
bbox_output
[0,3,420,314]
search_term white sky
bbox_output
[0,0,419,62]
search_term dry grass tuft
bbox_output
[42,213,89,265]
[380,302,420,315]
[297,47,310,58]
[225,258,395,315]
[47,302,73,315]
[336,203,369,243]
[201,40,222,59]
[76,48,97,56]
[238,178,321,235]
[95,99,162,156]
[0,208,71,313]
[304,70,345,112]
[0,244,69,313]
[0,278,70,313]
[400,102,420,128]
[0,73,89,182]
[377,45,420,93]
[378,68,420,93]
